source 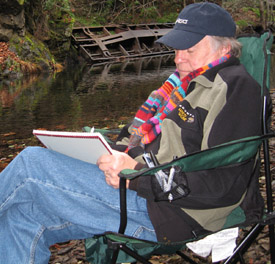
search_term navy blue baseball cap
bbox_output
[156,2,236,50]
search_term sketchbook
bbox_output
[33,129,113,164]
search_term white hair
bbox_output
[208,36,242,58]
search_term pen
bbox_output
[166,166,175,192]
[143,152,165,189]
[143,152,155,168]
[149,151,168,184]
[150,151,159,166]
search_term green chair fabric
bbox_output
[238,32,273,91]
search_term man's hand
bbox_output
[97,150,138,189]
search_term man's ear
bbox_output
[220,44,232,55]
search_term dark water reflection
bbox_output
[0,53,274,146]
[0,55,176,140]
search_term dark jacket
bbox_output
[114,57,267,242]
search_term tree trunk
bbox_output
[259,0,267,30]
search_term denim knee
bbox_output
[20,146,45,157]
[18,146,50,166]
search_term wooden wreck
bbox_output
[71,23,174,64]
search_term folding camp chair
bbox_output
[85,31,275,264]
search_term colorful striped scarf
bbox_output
[127,54,231,150]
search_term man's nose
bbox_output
[174,50,187,64]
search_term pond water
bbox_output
[0,53,275,153]
[0,55,176,143]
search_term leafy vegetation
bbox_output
[70,0,274,29]
[70,0,184,26]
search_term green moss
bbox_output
[157,12,178,23]
[8,32,57,73]
[17,0,25,5]
[39,0,75,58]
[242,7,260,18]
[44,0,75,30]
[236,20,249,28]
[74,17,98,26]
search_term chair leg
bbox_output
[223,224,264,264]
[111,248,120,264]
[268,224,275,264]
[176,250,199,264]
[109,242,151,264]
[118,244,152,264]
[236,252,245,264]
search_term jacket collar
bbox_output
[187,56,240,92]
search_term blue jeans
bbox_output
[0,147,156,263]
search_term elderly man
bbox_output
[0,2,265,263]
